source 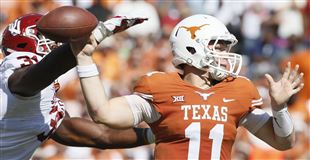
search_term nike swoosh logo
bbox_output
[223,98,235,102]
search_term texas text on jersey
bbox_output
[134,72,262,160]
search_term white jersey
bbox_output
[0,52,66,160]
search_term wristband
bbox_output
[272,106,294,137]
[76,64,99,78]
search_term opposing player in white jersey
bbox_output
[0,13,152,160]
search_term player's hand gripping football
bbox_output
[69,35,98,57]
[265,62,304,111]
[92,16,148,43]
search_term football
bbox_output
[36,6,98,42]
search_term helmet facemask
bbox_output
[199,38,242,81]
[1,13,61,57]
[24,25,57,57]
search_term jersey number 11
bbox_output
[185,123,224,160]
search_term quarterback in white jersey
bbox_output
[0,13,152,160]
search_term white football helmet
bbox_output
[170,14,242,81]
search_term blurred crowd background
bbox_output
[0,0,309,159]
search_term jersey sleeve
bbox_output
[0,52,43,97]
[124,95,161,126]
[235,77,264,127]
[133,72,169,116]
[0,52,42,79]
[237,76,263,109]
[249,81,263,108]
[1,52,42,70]
[133,72,167,102]
[133,74,154,101]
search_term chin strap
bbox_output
[209,68,228,81]
[203,65,227,81]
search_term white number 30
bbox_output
[185,123,224,160]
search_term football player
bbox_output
[0,13,153,160]
[76,14,304,160]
